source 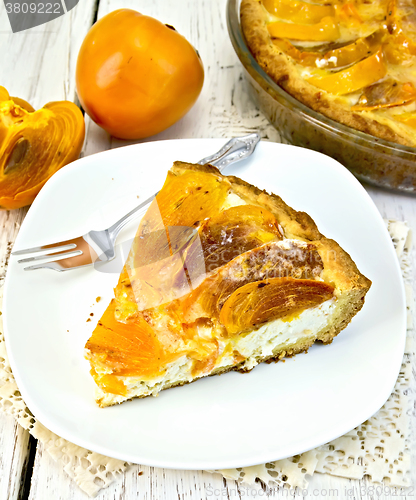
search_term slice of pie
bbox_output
[85,161,371,407]
[241,0,416,147]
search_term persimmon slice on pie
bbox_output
[241,0,416,147]
[85,162,371,407]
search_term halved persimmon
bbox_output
[0,89,85,210]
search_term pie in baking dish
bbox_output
[85,161,371,407]
[241,0,416,147]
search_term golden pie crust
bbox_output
[241,0,416,147]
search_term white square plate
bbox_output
[3,139,406,470]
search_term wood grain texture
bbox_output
[0,0,415,498]
[0,208,27,287]
[0,414,34,500]
[0,0,96,106]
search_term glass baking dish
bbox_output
[226,0,416,193]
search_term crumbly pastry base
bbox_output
[0,220,412,496]
[240,0,416,148]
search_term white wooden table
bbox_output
[0,0,415,498]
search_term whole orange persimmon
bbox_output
[76,9,204,140]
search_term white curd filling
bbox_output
[99,298,336,404]
[221,192,247,210]
[216,298,336,371]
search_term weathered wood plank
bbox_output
[28,457,234,500]
[0,208,27,286]
[0,0,97,106]
[0,414,35,500]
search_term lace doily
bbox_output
[0,220,413,497]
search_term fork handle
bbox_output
[107,193,159,240]
[196,133,260,168]
[107,134,261,241]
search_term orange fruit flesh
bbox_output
[219,278,335,334]
[197,204,283,273]
[86,300,165,383]
[0,99,84,210]
[180,240,325,324]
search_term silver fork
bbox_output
[12,133,261,271]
